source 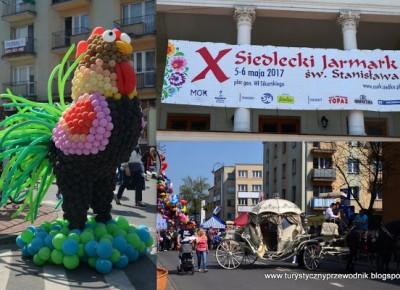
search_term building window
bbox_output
[313,157,333,169]
[274,144,278,158]
[348,186,360,200]
[122,0,155,24]
[282,143,287,153]
[238,184,248,191]
[227,199,235,207]
[227,172,235,180]
[238,170,248,178]
[282,189,286,199]
[238,198,248,205]
[227,186,235,193]
[227,213,234,220]
[313,142,320,148]
[11,65,35,97]
[251,198,259,205]
[313,186,333,197]
[292,159,296,175]
[273,167,277,183]
[292,186,296,199]
[252,184,262,192]
[133,50,156,88]
[348,159,360,174]
[252,170,262,178]
[365,118,387,137]
[292,142,297,148]
[72,14,89,35]
[167,114,210,131]
[259,116,300,134]
[282,163,286,179]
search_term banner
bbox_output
[162,40,400,111]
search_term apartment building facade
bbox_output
[157,0,400,137]
[0,0,156,145]
[263,141,383,214]
[207,163,263,221]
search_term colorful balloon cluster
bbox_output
[15,216,153,273]
[52,92,113,155]
[157,155,189,227]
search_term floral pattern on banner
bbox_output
[162,41,189,100]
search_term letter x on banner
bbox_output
[161,39,400,112]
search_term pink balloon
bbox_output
[106,123,113,130]
[87,134,95,142]
[90,147,99,154]
[97,127,105,134]
[99,118,107,127]
[83,149,90,155]
[105,131,111,138]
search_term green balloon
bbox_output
[77,244,85,257]
[127,226,137,234]
[100,234,113,243]
[94,225,107,239]
[40,221,51,232]
[51,249,64,265]
[21,230,34,243]
[137,241,146,253]
[115,216,129,231]
[68,233,80,243]
[106,223,118,235]
[52,233,66,250]
[126,233,141,248]
[111,249,121,263]
[88,257,97,268]
[80,231,94,244]
[33,254,45,266]
[38,247,51,261]
[63,255,79,270]
[145,236,154,248]
[60,227,69,235]
[113,229,127,238]
[49,230,59,237]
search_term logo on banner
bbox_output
[308,96,322,104]
[378,99,400,105]
[192,47,232,83]
[354,95,373,105]
[261,93,274,104]
[214,90,226,104]
[277,94,295,104]
[328,96,348,104]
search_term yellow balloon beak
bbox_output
[116,40,133,55]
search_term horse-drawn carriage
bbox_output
[216,198,350,271]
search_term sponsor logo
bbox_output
[261,93,273,104]
[308,96,322,104]
[378,99,400,105]
[328,96,348,104]
[277,94,295,104]
[354,95,373,105]
[214,90,226,104]
[190,89,208,97]
[241,96,255,101]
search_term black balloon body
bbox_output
[48,96,142,229]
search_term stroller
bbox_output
[177,238,195,274]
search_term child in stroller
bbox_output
[177,236,196,274]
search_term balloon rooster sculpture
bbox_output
[0,27,153,273]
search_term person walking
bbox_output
[115,147,146,207]
[196,229,209,272]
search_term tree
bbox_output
[179,176,210,222]
[332,142,383,212]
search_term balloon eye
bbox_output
[102,30,116,42]
[120,33,131,43]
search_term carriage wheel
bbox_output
[241,246,257,266]
[303,243,321,271]
[216,240,244,270]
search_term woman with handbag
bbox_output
[114,147,146,207]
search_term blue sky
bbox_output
[159,141,263,192]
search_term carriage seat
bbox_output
[278,224,298,252]
[321,222,339,236]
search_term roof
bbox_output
[251,198,302,215]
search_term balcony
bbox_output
[2,37,35,60]
[310,198,337,210]
[52,28,90,52]
[311,142,336,154]
[51,0,90,12]
[136,72,156,89]
[2,1,36,23]
[237,205,253,213]
[3,82,36,100]
[311,168,336,181]
[114,14,155,37]
[237,191,261,199]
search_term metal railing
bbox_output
[114,14,155,36]
[2,1,36,17]
[136,72,155,89]
[310,198,337,209]
[52,27,90,49]
[312,168,336,180]
[3,82,36,99]
[2,37,35,56]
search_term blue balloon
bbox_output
[115,255,129,269]
[96,241,113,259]
[125,245,139,262]
[44,235,54,249]
[51,224,62,231]
[36,230,48,241]
[85,240,98,257]
[62,238,79,255]
[95,259,112,274]
[16,235,25,249]
[27,225,37,233]
[136,227,151,243]
[30,237,44,251]
[69,229,81,235]
[112,235,127,253]
[22,245,31,257]
[27,243,38,255]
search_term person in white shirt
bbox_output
[325,203,340,221]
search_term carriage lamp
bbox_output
[321,116,329,129]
